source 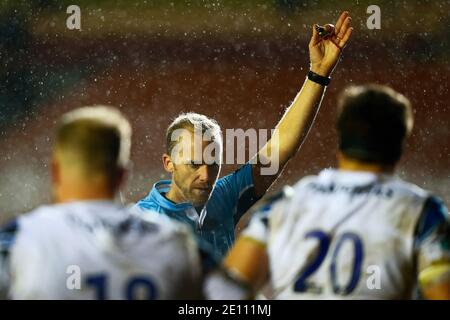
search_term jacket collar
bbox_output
[147,180,193,211]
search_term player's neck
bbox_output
[55,182,116,204]
[338,154,395,174]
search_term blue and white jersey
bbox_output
[0,201,206,299]
[243,169,450,299]
[134,162,260,258]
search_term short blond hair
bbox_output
[55,106,131,177]
[166,112,222,155]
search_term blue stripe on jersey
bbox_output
[248,187,291,228]
[0,218,19,298]
[415,196,449,244]
[0,219,19,254]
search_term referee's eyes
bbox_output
[185,161,218,171]
[187,161,202,169]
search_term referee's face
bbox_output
[168,130,221,207]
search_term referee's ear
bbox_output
[162,153,174,173]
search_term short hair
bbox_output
[55,106,131,177]
[336,84,413,165]
[165,112,222,155]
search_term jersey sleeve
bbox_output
[414,196,450,285]
[240,188,290,246]
[214,162,261,226]
[0,219,19,299]
[240,206,271,246]
[203,268,251,300]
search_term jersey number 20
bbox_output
[294,230,364,295]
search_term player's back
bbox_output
[264,169,434,299]
[1,200,202,299]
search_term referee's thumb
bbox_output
[310,24,320,46]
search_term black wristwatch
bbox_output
[307,70,331,86]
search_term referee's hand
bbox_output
[309,11,353,77]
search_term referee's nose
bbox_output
[197,164,211,184]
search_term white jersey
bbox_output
[243,169,450,299]
[0,200,204,299]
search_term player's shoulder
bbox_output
[19,202,103,225]
[291,174,321,191]
[0,218,20,253]
[387,177,431,201]
[132,210,194,241]
[265,185,295,204]
[248,175,320,215]
[249,185,295,217]
[132,211,200,261]
[416,195,449,237]
[0,205,58,254]
[16,204,63,228]
[423,195,448,214]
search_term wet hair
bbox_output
[336,84,413,165]
[55,106,131,178]
[165,112,222,155]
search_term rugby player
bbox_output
[0,106,243,299]
[222,85,450,299]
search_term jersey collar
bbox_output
[148,180,194,212]
[318,168,394,186]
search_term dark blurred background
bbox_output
[0,0,448,223]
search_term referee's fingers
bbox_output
[339,27,353,49]
[309,24,321,47]
[338,17,352,39]
[335,11,349,34]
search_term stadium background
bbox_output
[0,0,448,226]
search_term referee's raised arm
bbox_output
[252,11,353,197]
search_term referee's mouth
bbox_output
[193,187,213,194]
